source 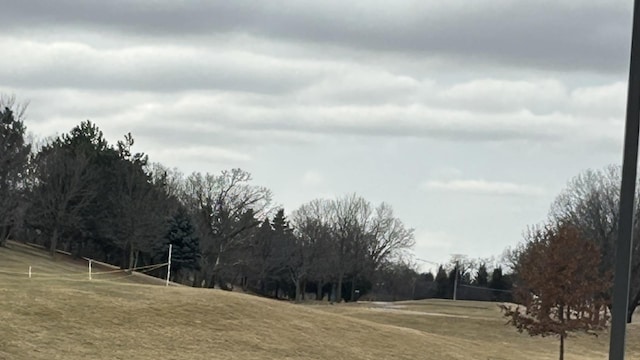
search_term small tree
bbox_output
[501,223,610,360]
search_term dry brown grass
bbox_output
[316,298,640,359]
[1,242,639,359]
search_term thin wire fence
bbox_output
[0,262,169,279]
[0,241,174,286]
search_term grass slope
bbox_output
[1,242,639,359]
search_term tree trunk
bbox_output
[192,270,204,287]
[330,283,336,303]
[302,280,307,300]
[128,243,135,271]
[412,278,417,300]
[295,279,302,303]
[558,304,565,360]
[121,246,128,269]
[209,272,217,289]
[0,226,9,247]
[336,273,343,303]
[133,250,140,269]
[317,280,323,301]
[49,227,58,257]
[350,274,357,302]
[559,335,564,360]
[209,253,222,289]
[0,225,9,247]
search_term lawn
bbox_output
[1,241,638,359]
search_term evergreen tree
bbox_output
[489,267,511,301]
[159,208,200,283]
[0,102,31,246]
[474,263,489,287]
[435,265,449,299]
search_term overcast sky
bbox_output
[1,0,634,271]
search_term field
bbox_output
[1,242,640,359]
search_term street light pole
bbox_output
[609,0,640,358]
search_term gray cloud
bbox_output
[2,1,631,264]
[0,39,320,94]
[422,179,545,197]
[7,79,619,151]
[0,1,632,73]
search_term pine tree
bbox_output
[161,208,200,283]
[474,263,489,287]
[0,102,31,246]
[489,267,509,301]
[435,266,449,299]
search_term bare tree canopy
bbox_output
[549,165,640,322]
[182,169,272,288]
[290,194,415,302]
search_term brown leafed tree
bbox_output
[501,223,610,360]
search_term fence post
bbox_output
[28,266,31,279]
[89,259,92,280]
[166,244,172,287]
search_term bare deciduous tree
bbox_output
[291,199,335,301]
[550,165,640,322]
[183,169,272,288]
[292,195,415,302]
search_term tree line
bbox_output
[1,99,427,302]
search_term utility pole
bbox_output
[609,0,640,358]
[453,261,459,301]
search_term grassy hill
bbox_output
[1,242,639,359]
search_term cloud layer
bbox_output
[0,1,632,72]
[0,0,631,265]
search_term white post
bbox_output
[166,244,172,287]
[453,261,459,301]
[89,259,92,280]
[28,266,31,279]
